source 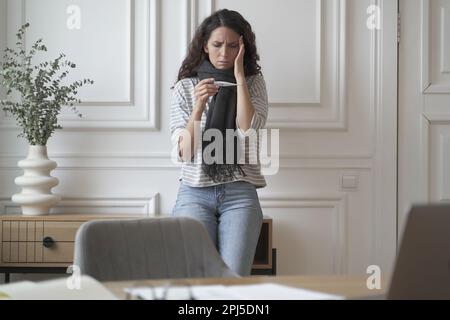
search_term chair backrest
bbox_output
[74,216,238,281]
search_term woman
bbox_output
[170,9,268,276]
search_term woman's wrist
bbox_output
[236,78,246,86]
[192,103,205,118]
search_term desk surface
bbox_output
[103,275,387,300]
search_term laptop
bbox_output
[386,204,450,299]
[361,204,450,300]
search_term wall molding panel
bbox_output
[0,0,161,130]
[421,0,450,93]
[0,152,374,170]
[194,0,348,130]
[0,193,159,216]
[420,113,450,202]
[259,193,348,275]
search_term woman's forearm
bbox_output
[236,80,255,132]
[179,103,203,162]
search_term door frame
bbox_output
[371,0,398,274]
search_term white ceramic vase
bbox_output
[12,145,61,215]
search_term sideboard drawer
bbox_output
[1,220,81,264]
[2,241,75,263]
[43,242,75,263]
[43,221,82,242]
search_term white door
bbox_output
[399,0,450,234]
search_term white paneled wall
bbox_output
[0,0,398,278]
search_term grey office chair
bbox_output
[73,216,239,282]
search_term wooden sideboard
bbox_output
[0,215,275,282]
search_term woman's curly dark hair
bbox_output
[175,9,261,83]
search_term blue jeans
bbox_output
[171,180,263,276]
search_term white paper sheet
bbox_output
[0,275,117,300]
[125,283,344,300]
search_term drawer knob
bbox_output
[42,236,55,248]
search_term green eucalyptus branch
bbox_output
[0,23,94,145]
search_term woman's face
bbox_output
[204,26,240,70]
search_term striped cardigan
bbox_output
[170,73,269,189]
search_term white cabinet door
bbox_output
[399,0,450,235]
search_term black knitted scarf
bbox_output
[196,59,246,183]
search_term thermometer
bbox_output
[214,81,238,87]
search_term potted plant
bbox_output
[0,23,94,215]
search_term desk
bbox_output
[103,275,387,300]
